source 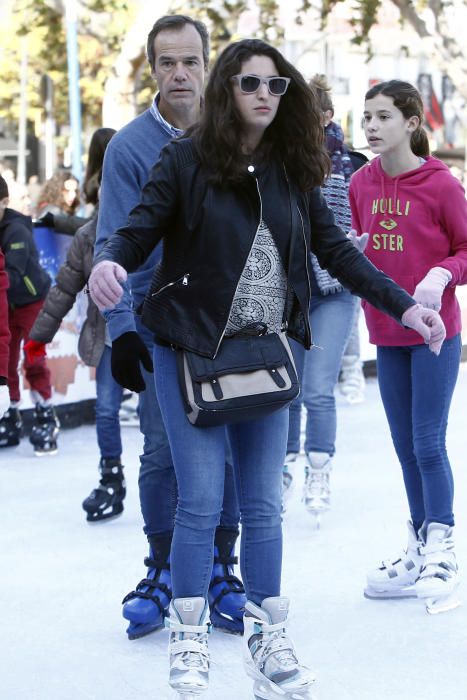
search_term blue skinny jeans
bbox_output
[376,334,461,531]
[153,343,287,605]
[287,290,356,456]
[95,345,124,459]
[136,317,240,538]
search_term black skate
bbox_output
[0,407,23,448]
[82,457,126,522]
[29,403,59,456]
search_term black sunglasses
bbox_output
[231,74,291,96]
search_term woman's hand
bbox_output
[347,229,369,253]
[88,261,127,311]
[401,304,446,355]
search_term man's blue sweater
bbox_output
[95,106,177,341]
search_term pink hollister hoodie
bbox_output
[349,155,467,346]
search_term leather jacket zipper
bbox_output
[297,205,313,348]
[151,273,190,297]
[213,175,263,359]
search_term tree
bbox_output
[297,0,467,100]
[0,0,131,134]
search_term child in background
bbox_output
[350,80,467,614]
[0,175,59,454]
[29,129,125,522]
[283,75,357,522]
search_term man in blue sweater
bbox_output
[94,14,245,639]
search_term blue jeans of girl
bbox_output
[376,334,461,531]
[153,344,287,605]
[287,290,355,456]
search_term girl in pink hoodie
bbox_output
[350,80,467,614]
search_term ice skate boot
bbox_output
[208,527,246,635]
[303,452,332,528]
[0,407,23,447]
[282,453,298,509]
[243,597,316,700]
[29,403,59,456]
[339,355,365,405]
[415,523,461,615]
[122,533,172,639]
[364,521,424,599]
[167,597,211,698]
[82,457,126,522]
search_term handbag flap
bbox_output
[185,333,288,381]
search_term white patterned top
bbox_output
[225,220,288,335]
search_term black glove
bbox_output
[111,331,153,392]
[37,212,55,228]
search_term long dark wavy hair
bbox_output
[365,80,430,158]
[190,39,330,191]
[82,127,116,205]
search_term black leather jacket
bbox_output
[96,137,415,358]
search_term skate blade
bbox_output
[253,680,315,700]
[126,622,164,640]
[34,446,58,457]
[364,587,417,600]
[85,509,124,524]
[425,594,462,615]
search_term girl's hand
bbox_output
[88,261,127,311]
[347,229,369,253]
[413,267,452,312]
[401,304,446,355]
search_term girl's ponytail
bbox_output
[410,126,430,158]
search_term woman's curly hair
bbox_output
[38,171,80,215]
[189,39,330,191]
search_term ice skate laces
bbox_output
[250,619,299,679]
[418,534,456,581]
[168,619,210,671]
[305,467,329,500]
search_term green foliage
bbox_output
[0,0,131,131]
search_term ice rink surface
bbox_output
[1,366,467,700]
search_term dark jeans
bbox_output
[95,346,123,459]
[136,317,240,539]
[376,334,461,531]
[154,343,287,605]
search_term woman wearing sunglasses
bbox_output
[89,39,444,699]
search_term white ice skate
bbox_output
[167,597,211,698]
[302,452,332,528]
[282,453,298,511]
[339,355,365,405]
[415,523,461,615]
[243,596,316,700]
[364,521,424,599]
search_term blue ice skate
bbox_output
[209,527,246,635]
[122,534,172,640]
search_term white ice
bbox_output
[2,367,467,700]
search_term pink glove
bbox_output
[401,304,446,355]
[88,261,128,311]
[413,267,452,312]
[347,229,369,253]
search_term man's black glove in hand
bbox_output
[111,331,153,392]
[37,212,55,228]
